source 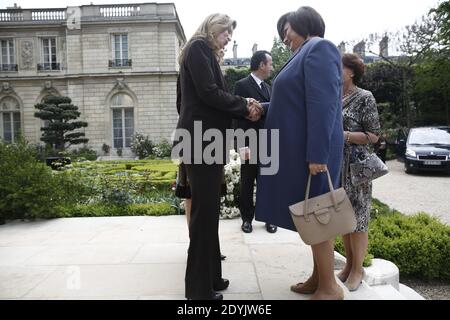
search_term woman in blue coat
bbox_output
[255,7,344,300]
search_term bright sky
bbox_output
[0,0,441,58]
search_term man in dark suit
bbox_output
[234,51,277,234]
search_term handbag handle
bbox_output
[364,132,375,145]
[303,171,339,222]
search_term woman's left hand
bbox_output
[309,163,328,175]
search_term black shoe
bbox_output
[214,278,230,291]
[221,254,226,260]
[187,292,223,300]
[265,223,277,233]
[241,221,253,233]
[211,292,223,300]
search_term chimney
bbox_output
[379,35,389,57]
[7,3,21,9]
[252,43,258,55]
[353,41,366,57]
[233,41,238,62]
[338,41,346,54]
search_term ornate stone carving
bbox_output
[21,40,34,70]
[1,82,15,95]
[40,81,59,97]
[113,78,129,91]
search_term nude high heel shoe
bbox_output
[336,270,349,283]
[344,269,366,292]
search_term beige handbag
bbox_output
[289,171,357,245]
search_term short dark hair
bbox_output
[287,6,325,38]
[277,12,292,40]
[342,53,365,85]
[250,50,271,71]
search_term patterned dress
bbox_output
[342,87,381,232]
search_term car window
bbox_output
[408,128,450,145]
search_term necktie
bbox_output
[260,82,268,97]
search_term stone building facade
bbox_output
[0,3,186,156]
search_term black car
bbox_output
[404,126,450,174]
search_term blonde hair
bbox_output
[179,13,236,64]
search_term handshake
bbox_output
[245,98,264,122]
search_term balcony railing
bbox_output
[109,59,132,68]
[31,9,66,21]
[0,3,179,24]
[100,5,141,17]
[0,64,18,72]
[37,62,61,71]
[0,10,23,21]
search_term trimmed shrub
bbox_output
[151,139,172,159]
[0,140,90,220]
[335,199,450,280]
[369,212,449,280]
[56,202,176,217]
[131,133,154,159]
[67,146,98,161]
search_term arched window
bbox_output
[111,93,134,148]
[0,96,21,143]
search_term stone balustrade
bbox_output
[0,3,177,24]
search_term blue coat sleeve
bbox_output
[304,40,342,164]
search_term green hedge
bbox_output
[0,140,92,220]
[369,212,449,280]
[55,202,177,218]
[335,199,450,280]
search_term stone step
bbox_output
[399,284,426,300]
[335,272,382,300]
[334,253,425,300]
[371,284,407,300]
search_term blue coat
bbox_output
[255,38,344,232]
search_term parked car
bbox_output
[404,126,450,174]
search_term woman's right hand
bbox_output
[309,163,328,176]
[246,98,263,122]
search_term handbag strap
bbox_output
[303,171,339,222]
[364,132,375,145]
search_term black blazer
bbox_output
[233,74,271,131]
[175,38,249,163]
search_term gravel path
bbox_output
[372,159,450,225]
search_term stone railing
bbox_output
[0,9,24,21]
[31,9,66,21]
[0,8,66,22]
[99,5,141,17]
[0,3,176,23]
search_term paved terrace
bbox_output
[0,216,418,300]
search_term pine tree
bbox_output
[34,96,88,151]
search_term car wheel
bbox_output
[405,165,416,174]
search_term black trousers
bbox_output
[184,164,223,299]
[239,163,258,223]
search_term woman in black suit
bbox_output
[174,13,260,300]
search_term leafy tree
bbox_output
[347,5,444,128]
[413,56,450,125]
[431,0,450,51]
[224,67,249,94]
[270,37,291,80]
[34,96,88,151]
[361,62,406,128]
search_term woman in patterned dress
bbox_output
[338,53,381,291]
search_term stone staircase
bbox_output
[335,253,425,300]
